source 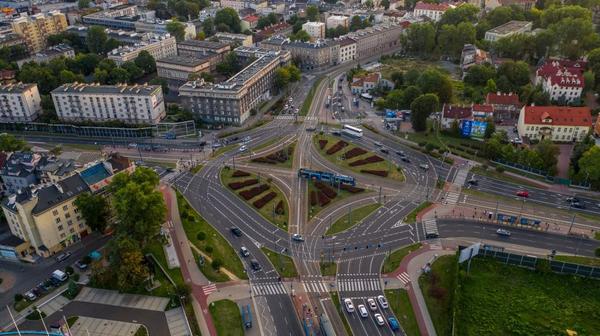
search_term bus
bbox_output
[341,124,363,138]
[241,304,252,328]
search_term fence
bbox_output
[473,245,600,279]
[492,158,548,177]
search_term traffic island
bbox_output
[208,299,244,336]
[250,141,296,168]
[319,261,337,277]
[260,247,298,278]
[325,203,381,236]
[221,167,289,231]
[307,180,363,220]
[312,133,405,182]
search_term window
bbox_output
[63,205,68,211]
[55,218,61,223]
[57,225,63,231]
[52,209,58,216]
[69,228,75,233]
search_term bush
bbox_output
[495,166,505,173]
[425,143,435,152]
[14,294,23,302]
[481,164,488,170]
[418,142,426,147]
[72,273,80,282]
[65,266,74,275]
[204,246,213,254]
[82,256,92,265]
[197,232,206,241]
[211,259,222,270]
[595,247,600,257]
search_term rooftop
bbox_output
[0,83,37,94]
[523,106,592,127]
[443,104,473,119]
[156,54,214,67]
[177,39,230,50]
[486,92,522,106]
[414,1,451,11]
[32,174,89,215]
[52,83,161,96]
[487,20,531,35]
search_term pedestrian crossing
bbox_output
[337,278,381,292]
[252,282,288,296]
[275,115,296,120]
[303,281,329,293]
[202,283,217,296]
[444,191,460,205]
[396,272,410,286]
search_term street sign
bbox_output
[459,242,481,264]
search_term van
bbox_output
[51,270,68,282]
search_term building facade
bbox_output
[413,2,451,22]
[326,15,349,29]
[11,11,68,52]
[51,83,166,125]
[302,21,326,39]
[0,83,42,123]
[337,37,356,64]
[0,152,42,195]
[177,39,231,64]
[346,22,403,60]
[535,59,586,104]
[214,32,253,47]
[484,20,532,42]
[517,106,592,142]
[107,34,176,65]
[16,44,75,69]
[285,40,340,70]
[156,54,214,91]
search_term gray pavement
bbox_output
[70,317,141,336]
[75,287,169,311]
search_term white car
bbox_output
[377,295,389,309]
[374,313,385,326]
[239,145,248,152]
[496,228,511,236]
[358,304,368,318]
[419,163,430,170]
[24,291,37,301]
[367,298,377,311]
[344,298,355,313]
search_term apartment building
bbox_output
[177,39,231,66]
[11,11,68,52]
[179,49,291,125]
[412,1,451,22]
[0,32,26,49]
[302,21,326,39]
[0,152,43,195]
[327,15,349,29]
[16,44,75,69]
[346,22,403,60]
[337,37,356,64]
[0,83,42,123]
[135,20,196,40]
[107,34,176,65]
[484,20,532,42]
[156,54,214,91]
[82,4,154,30]
[517,106,592,142]
[535,59,586,104]
[214,32,253,47]
[285,40,340,70]
[51,83,166,125]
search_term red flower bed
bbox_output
[314,181,337,199]
[232,170,250,177]
[326,140,348,155]
[228,179,259,190]
[317,191,331,206]
[239,184,270,200]
[275,200,284,214]
[252,157,277,164]
[253,191,277,209]
[340,184,365,193]
[360,170,389,177]
[310,190,317,206]
[318,140,328,150]
[348,155,384,167]
[344,147,367,159]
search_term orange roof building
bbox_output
[517,105,592,142]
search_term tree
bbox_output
[78,0,90,9]
[197,31,206,40]
[274,67,290,91]
[570,134,594,175]
[410,94,439,132]
[290,30,310,42]
[577,145,600,189]
[135,50,156,74]
[93,68,109,84]
[202,18,214,36]
[73,53,101,76]
[384,89,403,109]
[381,0,390,9]
[216,51,241,76]
[110,235,149,292]
[540,5,592,27]
[74,193,110,232]
[58,69,84,84]
[401,86,422,108]
[535,140,559,175]
[484,79,497,94]
[390,71,403,88]
[150,77,169,94]
[416,68,453,104]
[167,19,186,41]
[439,4,479,26]
[484,117,495,139]
[109,67,130,84]
[287,64,301,81]
[87,26,107,54]
[437,22,476,60]
[349,16,363,31]
[18,63,58,95]
[103,38,121,53]
[400,23,436,56]
[496,61,530,93]
[0,134,28,152]
[121,62,144,81]
[215,8,241,33]
[306,5,319,21]
[449,119,461,137]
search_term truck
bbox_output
[52,269,68,282]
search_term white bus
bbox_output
[341,124,363,138]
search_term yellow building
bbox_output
[11,11,68,53]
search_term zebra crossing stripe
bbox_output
[202,284,217,296]
[396,272,410,285]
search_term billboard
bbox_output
[458,242,481,263]
[461,120,487,139]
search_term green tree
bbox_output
[496,61,530,93]
[578,145,600,189]
[93,68,109,84]
[134,50,156,74]
[540,5,592,27]
[349,16,363,31]
[291,30,311,42]
[87,26,107,54]
[438,22,476,60]
[202,18,214,36]
[381,0,390,9]
[449,119,461,137]
[484,117,495,139]
[150,77,169,94]
[216,51,240,76]
[401,86,422,108]
[484,79,497,94]
[306,5,319,21]
[0,134,28,152]
[121,62,144,81]
[287,64,301,81]
[439,4,479,26]
[274,67,290,91]
[103,38,121,53]
[78,0,90,9]
[58,69,84,84]
[384,89,403,109]
[74,193,110,233]
[465,65,496,87]
[17,64,57,94]
[416,68,453,104]
[167,19,186,41]
[73,53,101,76]
[215,8,241,33]
[110,235,150,292]
[570,134,594,175]
[410,93,439,132]
[109,67,130,84]
[400,23,436,56]
[535,139,559,175]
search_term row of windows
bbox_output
[525,125,580,133]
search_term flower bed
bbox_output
[360,170,389,177]
[319,140,328,150]
[251,157,278,164]
[317,191,331,206]
[348,155,384,167]
[232,170,251,177]
[228,179,259,190]
[344,147,367,159]
[314,181,337,199]
[326,140,348,155]
[253,191,277,209]
[310,190,317,206]
[275,200,284,214]
[340,184,365,193]
[239,184,270,200]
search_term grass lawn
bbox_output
[385,289,420,336]
[307,180,356,220]
[251,136,284,153]
[382,243,422,274]
[212,143,239,158]
[260,247,298,278]
[330,291,353,336]
[143,241,184,298]
[67,316,78,327]
[471,166,544,189]
[325,203,381,235]
[134,326,148,336]
[209,299,244,336]
[218,119,268,139]
[313,133,405,182]
[141,160,177,169]
[404,201,432,223]
[176,191,247,281]
[251,142,296,169]
[221,167,289,231]
[419,254,458,336]
[554,255,600,266]
[380,58,458,79]
[595,232,600,240]
[191,248,229,283]
[456,258,600,335]
[14,299,32,312]
[190,165,203,174]
[300,76,324,116]
[320,261,337,276]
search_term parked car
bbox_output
[75,260,88,270]
[419,163,429,170]
[374,141,383,147]
[231,227,243,237]
[401,157,411,163]
[344,298,355,313]
[24,291,37,301]
[496,228,511,236]
[55,252,71,263]
[467,179,478,186]
[380,148,389,154]
[358,304,368,318]
[516,190,529,198]
[291,234,305,242]
[395,150,406,156]
[250,259,261,271]
[239,145,248,152]
[566,196,580,203]
[571,201,585,209]
[374,313,385,326]
[367,298,377,311]
[240,246,250,257]
[377,295,389,309]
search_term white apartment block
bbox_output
[326,15,349,29]
[413,1,451,22]
[484,20,532,42]
[51,83,166,125]
[0,83,42,122]
[107,34,176,65]
[535,59,585,104]
[337,38,356,64]
[302,21,326,39]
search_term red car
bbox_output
[516,190,529,198]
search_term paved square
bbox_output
[70,317,142,336]
[76,287,169,311]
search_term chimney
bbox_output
[56,183,63,194]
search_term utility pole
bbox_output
[494,199,499,223]
[379,186,382,203]
[568,213,576,234]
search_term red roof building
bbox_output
[413,1,456,21]
[441,104,473,128]
[254,22,293,42]
[485,92,523,122]
[517,105,592,142]
[535,59,586,104]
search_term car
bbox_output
[127,143,137,148]
[24,291,37,301]
[36,283,48,294]
[419,163,429,170]
[240,246,250,257]
[380,148,389,154]
[512,137,523,144]
[367,298,377,311]
[250,259,261,271]
[571,201,585,209]
[230,227,242,237]
[358,304,368,318]
[75,260,88,270]
[239,145,248,152]
[467,179,478,186]
[212,142,222,149]
[373,141,383,147]
[343,298,355,313]
[516,190,529,198]
[377,295,389,309]
[566,196,580,203]
[401,157,411,163]
[243,136,251,142]
[55,252,71,263]
[395,150,406,156]
[374,313,385,326]
[496,228,511,236]
[306,127,316,132]
[291,233,305,242]
[388,317,400,331]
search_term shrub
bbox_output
[349,155,384,167]
[425,143,435,152]
[204,246,213,254]
[360,169,389,177]
[253,191,277,209]
[211,259,222,270]
[339,184,364,193]
[72,273,80,282]
[275,200,284,214]
[317,191,331,206]
[239,184,270,200]
[495,166,505,173]
[65,266,74,275]
[228,179,259,190]
[595,247,600,257]
[326,140,348,155]
[429,286,447,300]
[318,139,328,150]
[344,147,368,159]
[197,232,206,241]
[232,170,250,177]
[14,294,23,302]
[418,142,426,147]
[481,164,488,170]
[310,191,317,206]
